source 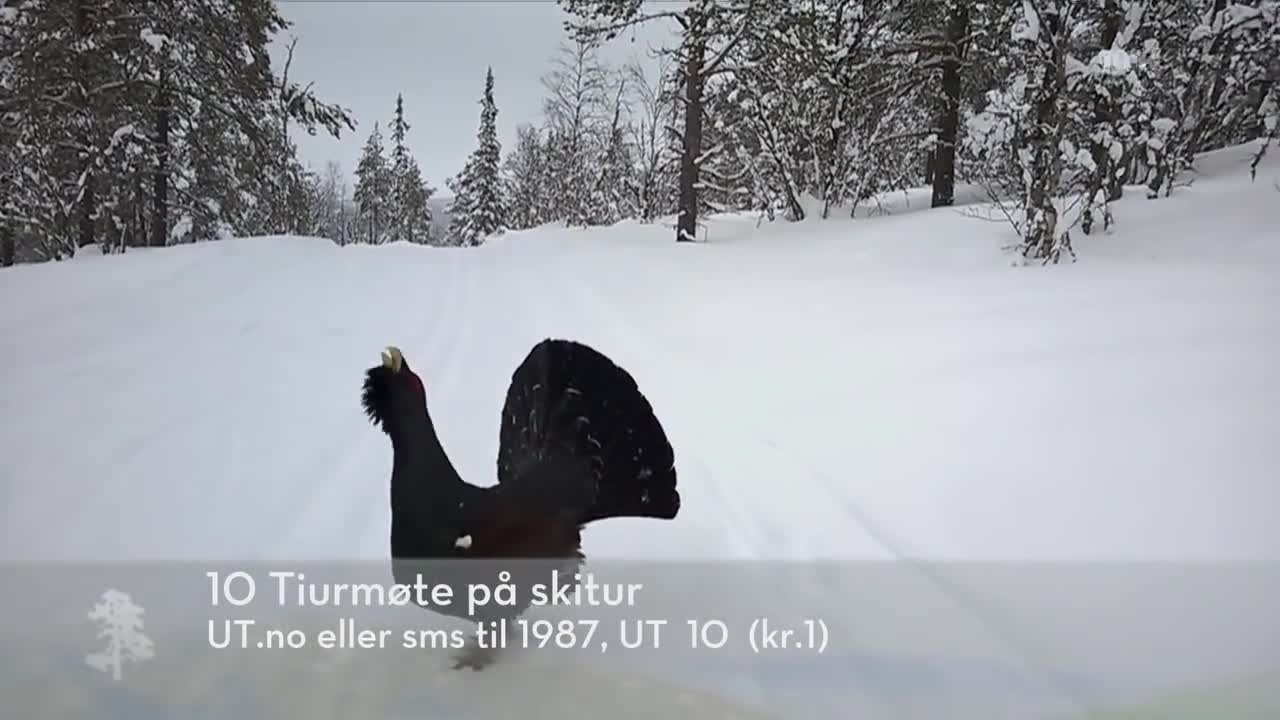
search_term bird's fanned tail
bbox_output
[496,338,680,524]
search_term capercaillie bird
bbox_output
[361,339,680,669]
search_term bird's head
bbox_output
[361,346,429,436]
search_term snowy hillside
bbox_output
[1,142,1277,718]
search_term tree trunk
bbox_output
[1,224,13,267]
[74,0,96,249]
[78,173,96,247]
[931,1,970,209]
[151,66,170,248]
[338,191,348,246]
[133,171,147,248]
[676,11,707,243]
[1101,1,1126,201]
[1082,1,1124,235]
[1024,10,1070,262]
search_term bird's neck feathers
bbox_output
[388,425,477,561]
[385,411,439,457]
[387,409,472,517]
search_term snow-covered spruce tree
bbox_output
[353,122,393,244]
[443,169,470,246]
[144,9,349,245]
[388,93,435,244]
[0,5,14,267]
[447,67,504,246]
[1,3,30,265]
[0,0,352,263]
[502,123,551,230]
[0,0,153,258]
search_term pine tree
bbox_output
[388,93,434,244]
[447,67,504,246]
[353,122,392,243]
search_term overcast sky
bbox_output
[270,1,677,194]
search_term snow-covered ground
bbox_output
[1,142,1277,718]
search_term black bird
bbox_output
[361,339,680,669]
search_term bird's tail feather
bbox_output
[497,338,679,524]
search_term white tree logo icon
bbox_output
[85,589,155,682]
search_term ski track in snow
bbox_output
[537,250,1108,714]
[2,242,347,559]
[4,208,1273,564]
[266,251,470,560]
